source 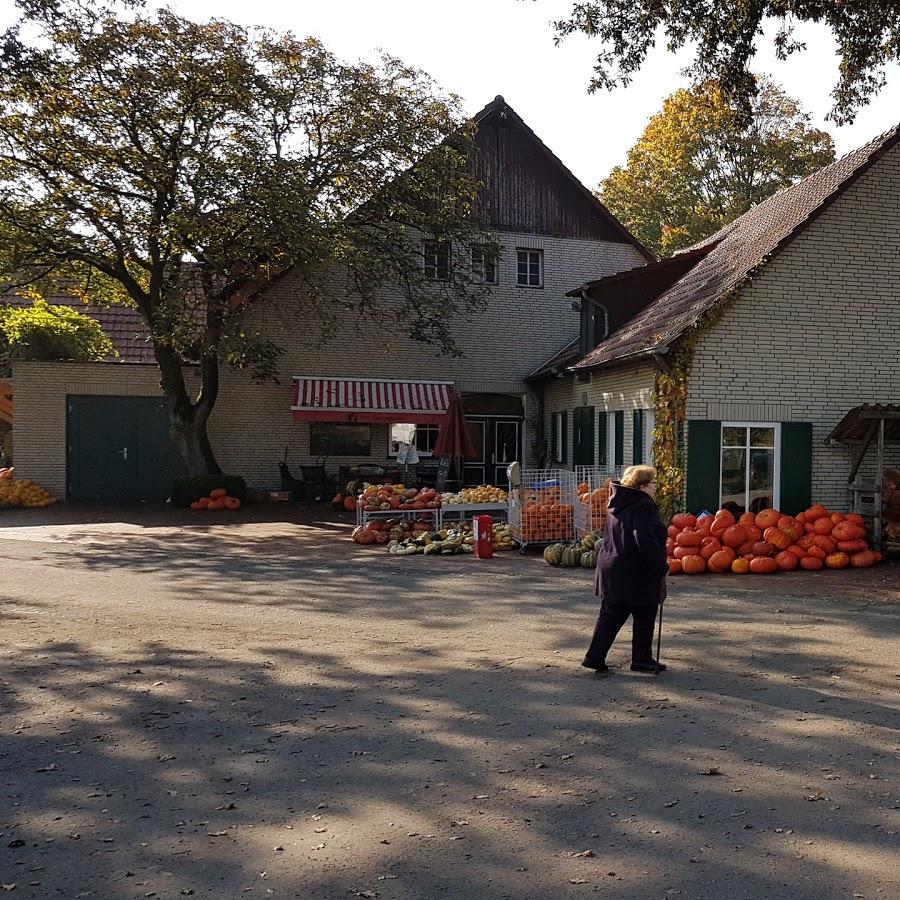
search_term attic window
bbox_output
[517,249,543,287]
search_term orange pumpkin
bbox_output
[667,525,681,539]
[836,539,868,554]
[832,521,865,542]
[775,550,798,571]
[830,512,845,525]
[800,555,823,570]
[806,545,827,560]
[810,534,837,554]
[224,496,241,511]
[209,487,228,500]
[797,534,815,550]
[850,550,876,568]
[676,529,703,547]
[700,536,722,560]
[722,525,747,548]
[730,557,750,574]
[708,547,736,573]
[806,504,828,521]
[749,556,778,574]
[671,513,697,529]
[764,526,791,550]
[668,558,682,575]
[344,496,358,512]
[190,501,203,510]
[824,552,850,569]
[844,512,866,527]
[681,555,707,575]
[786,544,807,559]
[754,508,780,529]
[743,524,763,543]
[197,497,210,509]
[207,499,225,511]
[776,516,802,542]
[673,545,695,560]
[738,512,756,527]
[752,541,775,557]
[737,540,757,556]
[813,516,834,535]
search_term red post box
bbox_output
[473,514,493,559]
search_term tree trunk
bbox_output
[154,343,222,477]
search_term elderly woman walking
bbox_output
[582,464,669,674]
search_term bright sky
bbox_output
[5,0,900,189]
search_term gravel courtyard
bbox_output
[1,507,898,899]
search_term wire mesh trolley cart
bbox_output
[573,465,619,541]
[508,468,575,553]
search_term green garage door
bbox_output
[67,396,185,501]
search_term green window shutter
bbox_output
[597,412,608,466]
[632,409,644,464]
[561,411,569,466]
[550,412,559,462]
[614,411,624,467]
[779,422,813,515]
[686,420,721,514]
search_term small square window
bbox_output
[389,423,440,458]
[423,240,450,281]
[517,249,543,287]
[471,245,498,284]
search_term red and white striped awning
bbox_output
[291,377,453,425]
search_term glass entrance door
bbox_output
[493,420,519,486]
[462,417,521,487]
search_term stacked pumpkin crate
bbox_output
[574,468,613,540]
[508,469,575,549]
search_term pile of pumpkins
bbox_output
[0,468,57,508]
[667,503,881,575]
[542,529,602,569]
[189,487,242,511]
[346,483,442,513]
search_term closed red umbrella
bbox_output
[434,392,477,460]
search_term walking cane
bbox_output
[654,603,664,675]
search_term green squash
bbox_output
[543,543,565,566]
[562,546,582,568]
[580,550,598,568]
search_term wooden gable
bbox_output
[472,97,650,252]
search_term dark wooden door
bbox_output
[573,406,595,467]
[67,396,184,501]
[462,417,522,487]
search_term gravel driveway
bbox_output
[1,506,898,899]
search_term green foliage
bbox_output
[171,475,247,508]
[553,1,900,125]
[599,78,835,256]
[0,1,493,473]
[0,297,117,374]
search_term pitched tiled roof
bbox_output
[526,336,581,381]
[1,295,154,364]
[571,122,900,371]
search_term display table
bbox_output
[439,502,508,527]
[356,506,440,528]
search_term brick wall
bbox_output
[9,232,646,493]
[540,360,657,469]
[686,141,900,510]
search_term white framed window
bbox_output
[388,423,440,458]
[471,245,498,285]
[423,240,450,281]
[720,422,781,515]
[517,249,543,287]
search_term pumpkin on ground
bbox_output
[668,558,682,575]
[707,547,736,573]
[749,556,778,574]
[681,554,706,575]
[763,526,791,550]
[562,546,582,568]
[581,551,598,568]
[775,550,798,571]
[850,550,876,568]
[825,552,850,569]
[209,487,228,500]
[800,555,823,570]
[543,544,565,566]
[755,508,780,530]
[731,557,750,574]
[722,525,747,548]
[344,496,357,512]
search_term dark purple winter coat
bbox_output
[594,482,668,607]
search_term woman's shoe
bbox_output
[581,657,610,673]
[631,659,667,673]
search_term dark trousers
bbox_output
[585,601,659,664]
